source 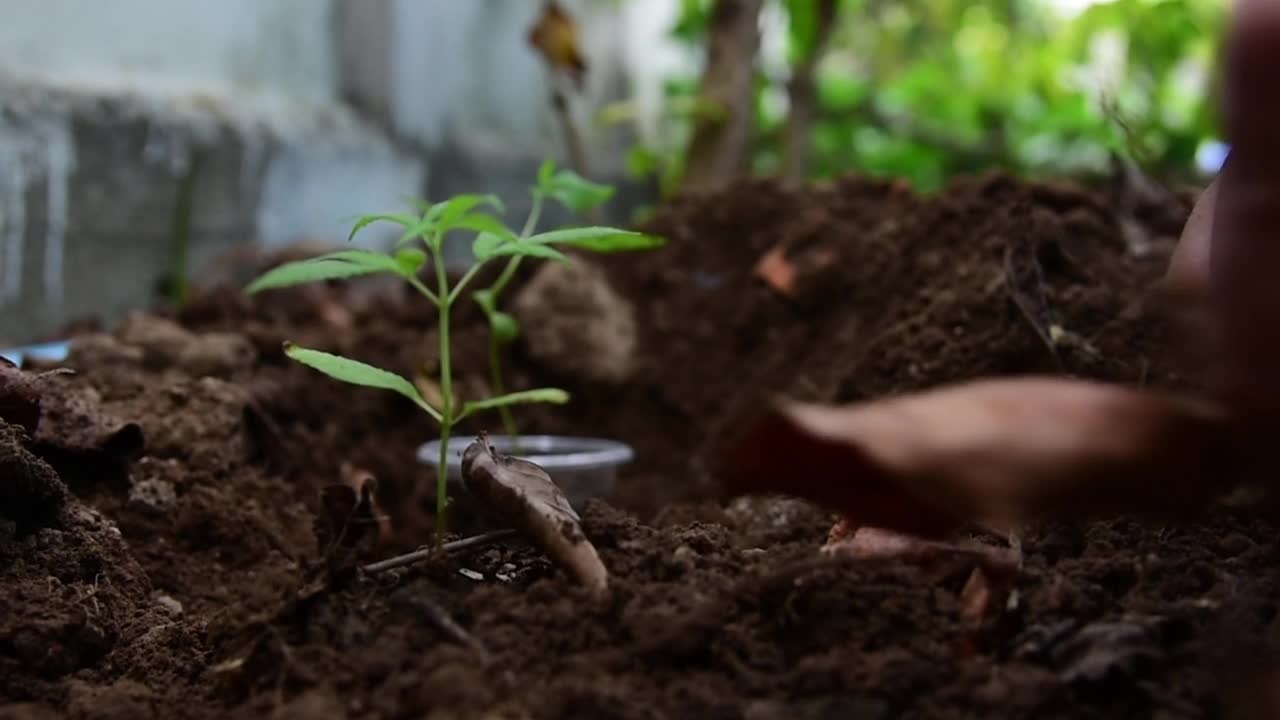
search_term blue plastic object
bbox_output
[0,340,71,367]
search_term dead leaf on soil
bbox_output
[315,464,391,574]
[719,377,1235,537]
[461,433,608,594]
[754,243,838,299]
[823,525,1019,625]
[754,245,798,296]
[528,0,587,89]
[823,526,1019,583]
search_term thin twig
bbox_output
[362,528,517,574]
[419,595,491,659]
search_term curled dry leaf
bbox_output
[527,1,587,89]
[720,377,1234,537]
[315,464,391,574]
[823,526,1019,584]
[462,434,608,594]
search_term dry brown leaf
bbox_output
[824,526,1019,584]
[461,434,608,594]
[528,1,587,89]
[720,377,1234,537]
[754,244,797,296]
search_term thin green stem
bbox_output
[407,275,440,305]
[481,192,544,445]
[490,333,519,439]
[432,235,454,550]
[446,262,486,306]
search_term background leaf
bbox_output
[461,388,570,417]
[542,170,616,214]
[489,311,520,344]
[486,242,572,263]
[247,250,408,293]
[348,213,418,243]
[529,227,666,253]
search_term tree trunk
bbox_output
[682,0,765,193]
[780,0,839,186]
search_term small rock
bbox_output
[155,594,183,616]
[128,478,177,516]
[458,568,484,581]
[512,257,638,383]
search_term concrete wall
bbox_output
[0,0,689,344]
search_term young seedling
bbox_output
[472,159,664,443]
[245,163,663,549]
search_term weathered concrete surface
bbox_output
[0,80,424,345]
[0,0,680,344]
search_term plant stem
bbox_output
[489,332,519,440]
[485,192,544,445]
[168,150,203,306]
[434,236,454,550]
[362,528,517,574]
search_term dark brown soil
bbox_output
[3,172,1278,719]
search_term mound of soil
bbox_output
[3,171,1277,719]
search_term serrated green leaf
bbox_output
[544,170,615,214]
[447,213,516,239]
[246,250,406,293]
[283,343,442,422]
[437,194,505,230]
[348,213,419,242]
[528,227,666,253]
[472,232,510,262]
[489,311,519,344]
[395,248,427,274]
[486,242,572,263]
[460,388,569,419]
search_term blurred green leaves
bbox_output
[632,0,1227,192]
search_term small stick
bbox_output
[362,528,517,574]
[419,595,491,659]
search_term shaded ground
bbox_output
[3,171,1277,719]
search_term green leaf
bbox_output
[283,343,442,422]
[437,194,505,230]
[528,227,665,253]
[489,311,519,344]
[447,212,516,239]
[395,248,427,274]
[460,388,569,418]
[405,198,434,214]
[543,170,616,214]
[472,288,496,313]
[348,213,419,242]
[538,158,556,187]
[486,242,571,263]
[472,232,510,262]
[246,250,406,293]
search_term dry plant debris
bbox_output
[461,433,608,594]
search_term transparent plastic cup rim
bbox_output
[417,435,634,474]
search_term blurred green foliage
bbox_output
[628,0,1227,193]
